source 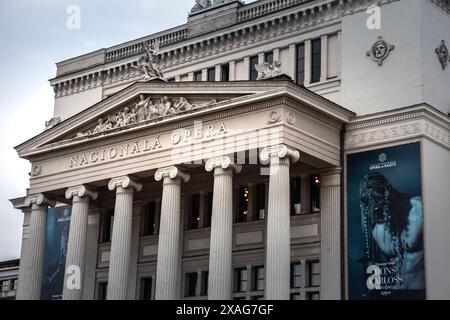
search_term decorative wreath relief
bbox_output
[435,40,449,70]
[367,36,395,66]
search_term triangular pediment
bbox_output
[16,81,295,159]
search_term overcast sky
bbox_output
[0,0,256,261]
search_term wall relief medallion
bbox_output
[267,110,282,125]
[256,61,282,80]
[286,112,296,125]
[435,40,449,70]
[367,36,395,66]
[76,95,218,138]
[29,164,41,177]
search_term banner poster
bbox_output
[347,142,425,300]
[41,205,72,300]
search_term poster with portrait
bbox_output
[347,143,425,300]
[41,205,72,300]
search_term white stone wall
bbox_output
[421,0,450,114]
[422,139,450,300]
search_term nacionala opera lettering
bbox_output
[69,122,228,168]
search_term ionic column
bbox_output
[62,185,98,300]
[319,168,341,300]
[205,156,242,300]
[17,194,55,300]
[260,145,300,300]
[154,167,190,300]
[107,176,142,300]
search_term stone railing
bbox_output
[237,0,311,22]
[105,28,189,63]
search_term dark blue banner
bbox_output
[347,143,425,300]
[41,205,72,300]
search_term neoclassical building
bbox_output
[10,0,450,300]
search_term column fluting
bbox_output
[154,166,190,300]
[206,156,241,300]
[62,185,98,300]
[16,194,55,300]
[260,145,299,300]
[106,176,142,300]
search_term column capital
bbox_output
[108,176,142,192]
[259,144,300,163]
[155,166,190,183]
[320,167,342,187]
[65,185,98,201]
[24,194,55,208]
[205,156,242,174]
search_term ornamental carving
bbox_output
[45,117,61,130]
[24,194,56,208]
[435,40,449,70]
[259,145,300,163]
[366,36,395,66]
[132,42,165,80]
[267,110,282,125]
[76,95,218,138]
[108,176,142,192]
[205,156,242,173]
[256,61,282,80]
[65,185,98,201]
[154,166,190,183]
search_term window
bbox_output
[13,279,18,290]
[307,292,320,300]
[206,192,213,227]
[221,64,230,82]
[255,183,266,220]
[194,71,202,82]
[188,194,201,229]
[291,263,302,288]
[185,273,198,297]
[296,43,305,85]
[200,272,208,296]
[291,293,302,300]
[167,78,175,82]
[311,39,321,83]
[97,282,108,300]
[236,268,248,292]
[309,261,320,287]
[253,266,265,291]
[310,175,321,213]
[1,280,10,292]
[253,296,264,300]
[265,51,274,65]
[207,68,215,81]
[249,56,259,81]
[139,277,152,300]
[238,186,249,222]
[291,177,301,216]
[142,201,156,236]
[100,210,114,243]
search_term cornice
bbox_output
[49,0,399,95]
[345,104,450,150]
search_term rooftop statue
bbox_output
[255,60,282,80]
[132,43,165,80]
[191,0,212,13]
[190,0,235,13]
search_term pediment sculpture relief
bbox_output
[255,61,282,80]
[76,95,218,138]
